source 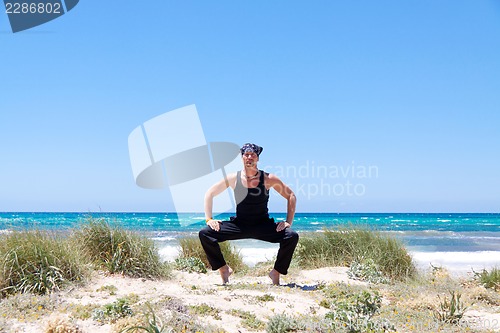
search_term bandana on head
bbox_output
[240,143,263,156]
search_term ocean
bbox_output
[1,212,499,275]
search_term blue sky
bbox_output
[1,1,499,213]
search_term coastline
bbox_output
[2,212,500,276]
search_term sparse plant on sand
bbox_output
[474,267,500,291]
[92,297,134,324]
[433,290,467,325]
[119,303,168,333]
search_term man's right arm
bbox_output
[204,173,236,231]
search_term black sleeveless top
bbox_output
[234,170,270,223]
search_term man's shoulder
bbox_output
[263,172,281,182]
[226,172,238,179]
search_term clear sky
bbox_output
[1,1,499,213]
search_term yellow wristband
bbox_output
[206,218,213,223]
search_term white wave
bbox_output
[158,245,181,262]
[158,242,279,267]
[0,229,12,235]
[411,251,500,275]
[236,245,279,266]
[151,236,176,241]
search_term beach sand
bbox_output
[3,267,358,333]
[2,266,500,333]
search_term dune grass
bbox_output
[72,218,170,279]
[177,226,415,280]
[0,218,171,296]
[295,226,416,280]
[475,266,500,291]
[178,237,247,273]
[0,230,90,297]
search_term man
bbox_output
[199,143,299,285]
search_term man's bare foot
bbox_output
[269,269,280,285]
[219,265,233,284]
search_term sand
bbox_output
[2,267,500,333]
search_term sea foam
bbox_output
[412,251,500,275]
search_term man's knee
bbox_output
[199,227,211,240]
[286,229,299,242]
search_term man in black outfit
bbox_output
[199,143,299,285]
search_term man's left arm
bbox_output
[268,174,296,232]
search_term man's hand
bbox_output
[207,219,222,231]
[276,221,291,232]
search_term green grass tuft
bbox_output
[72,218,170,279]
[474,267,500,291]
[295,226,416,281]
[178,237,247,272]
[0,230,90,296]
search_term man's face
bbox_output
[242,152,258,167]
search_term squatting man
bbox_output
[199,143,299,285]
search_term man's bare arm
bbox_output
[204,173,236,231]
[267,174,296,231]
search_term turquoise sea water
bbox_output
[1,212,500,273]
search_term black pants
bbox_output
[198,219,299,275]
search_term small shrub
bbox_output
[174,257,207,273]
[73,218,170,279]
[256,293,275,302]
[155,296,222,332]
[93,298,134,324]
[45,314,82,333]
[267,314,305,333]
[325,289,394,332]
[68,303,99,320]
[117,304,168,333]
[319,299,330,308]
[113,316,146,333]
[266,314,304,333]
[189,303,221,320]
[433,291,467,325]
[228,309,265,331]
[327,289,381,319]
[241,316,266,330]
[96,284,118,295]
[348,258,389,284]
